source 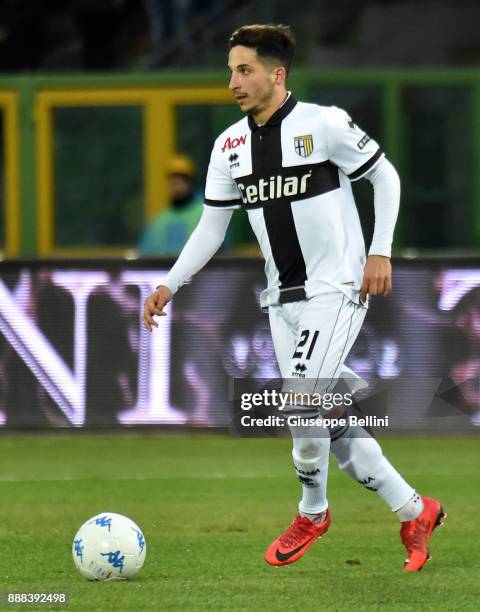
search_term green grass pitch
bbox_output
[0,434,479,611]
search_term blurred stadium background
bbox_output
[0,0,478,430]
[0,1,479,608]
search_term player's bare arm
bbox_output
[360,254,392,303]
[142,285,172,331]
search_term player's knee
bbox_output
[292,438,324,463]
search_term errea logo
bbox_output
[229,153,240,169]
[237,171,312,205]
[221,134,247,153]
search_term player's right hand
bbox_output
[142,285,172,332]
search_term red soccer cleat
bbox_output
[400,496,447,572]
[264,509,331,566]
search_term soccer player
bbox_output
[143,24,446,571]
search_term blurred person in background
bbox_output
[450,287,480,427]
[451,287,480,424]
[138,153,204,256]
[86,273,139,426]
[436,275,480,424]
[142,0,221,67]
[142,0,189,67]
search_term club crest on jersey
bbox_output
[294,135,314,158]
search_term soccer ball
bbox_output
[72,512,146,581]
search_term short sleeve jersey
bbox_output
[204,94,383,306]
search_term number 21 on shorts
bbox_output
[293,330,319,360]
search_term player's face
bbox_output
[228,46,280,119]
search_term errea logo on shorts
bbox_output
[237,171,312,205]
[221,134,247,152]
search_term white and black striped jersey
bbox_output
[204,94,384,307]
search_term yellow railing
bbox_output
[35,86,234,257]
[1,70,480,256]
[0,92,20,257]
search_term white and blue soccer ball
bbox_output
[72,512,146,581]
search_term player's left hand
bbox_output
[359,255,392,303]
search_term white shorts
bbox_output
[268,292,367,401]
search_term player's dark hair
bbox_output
[229,24,295,72]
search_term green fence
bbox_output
[0,69,479,257]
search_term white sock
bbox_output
[329,428,415,511]
[297,481,328,516]
[395,492,424,522]
[291,430,330,515]
[300,510,327,523]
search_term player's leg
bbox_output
[329,410,446,571]
[269,301,331,517]
[329,420,416,516]
[264,302,331,566]
[285,293,369,515]
[265,293,365,566]
[268,294,446,570]
[310,296,447,571]
[267,302,296,376]
[292,296,444,563]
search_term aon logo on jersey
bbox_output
[237,171,312,205]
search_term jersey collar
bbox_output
[248,93,297,131]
